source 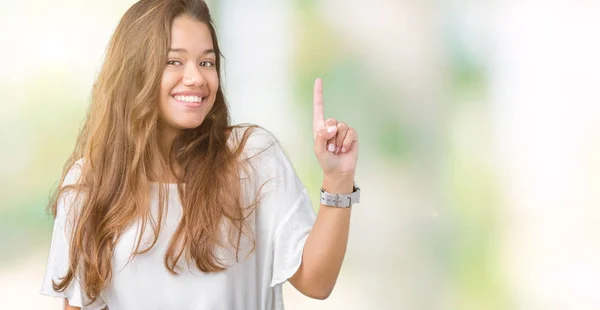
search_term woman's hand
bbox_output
[312,78,359,180]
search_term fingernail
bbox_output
[336,146,340,153]
[341,147,347,153]
[327,126,337,133]
[328,144,335,152]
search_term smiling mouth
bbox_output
[173,95,204,103]
[172,95,205,107]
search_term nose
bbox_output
[182,63,206,87]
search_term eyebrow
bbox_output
[168,48,215,55]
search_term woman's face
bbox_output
[158,14,219,139]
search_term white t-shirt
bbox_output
[40,127,317,310]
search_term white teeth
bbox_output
[174,95,203,103]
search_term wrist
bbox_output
[322,175,355,194]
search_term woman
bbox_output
[40,0,360,309]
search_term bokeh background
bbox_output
[1,0,600,309]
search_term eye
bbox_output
[167,60,182,66]
[200,61,215,68]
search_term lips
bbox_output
[170,91,208,108]
[171,96,202,108]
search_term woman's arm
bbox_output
[288,176,354,300]
[289,78,359,299]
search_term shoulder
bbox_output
[53,158,87,221]
[228,124,299,184]
[62,158,87,187]
[228,124,282,159]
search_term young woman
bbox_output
[40,1,360,309]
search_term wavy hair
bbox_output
[48,0,263,304]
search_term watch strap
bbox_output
[320,184,360,208]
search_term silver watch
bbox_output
[320,183,360,208]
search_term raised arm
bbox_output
[289,78,359,299]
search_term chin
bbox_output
[177,118,207,129]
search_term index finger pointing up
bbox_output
[313,78,325,134]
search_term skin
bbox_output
[63,15,359,309]
[64,299,78,310]
[157,14,219,158]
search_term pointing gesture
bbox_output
[312,78,359,178]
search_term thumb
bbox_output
[314,125,338,154]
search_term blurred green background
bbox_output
[2,1,600,309]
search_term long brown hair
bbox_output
[49,0,263,303]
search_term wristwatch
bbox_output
[320,183,360,208]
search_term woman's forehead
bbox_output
[170,15,214,53]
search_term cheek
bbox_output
[205,70,219,92]
[158,78,175,116]
[209,73,220,96]
[160,72,179,97]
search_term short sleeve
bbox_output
[40,159,107,310]
[269,188,316,287]
[239,127,317,287]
